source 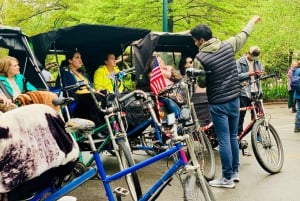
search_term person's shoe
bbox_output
[232,172,240,182]
[208,177,235,188]
[292,106,297,113]
[294,127,300,133]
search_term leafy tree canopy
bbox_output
[1,0,300,75]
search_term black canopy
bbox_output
[30,24,151,76]
[0,26,48,89]
[133,31,198,91]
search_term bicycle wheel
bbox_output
[117,139,143,200]
[251,118,284,173]
[183,172,216,201]
[140,126,156,155]
[190,129,216,180]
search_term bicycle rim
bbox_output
[251,119,284,173]
[118,139,142,200]
[183,172,216,201]
[140,127,156,156]
[190,129,216,180]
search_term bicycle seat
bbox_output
[65,118,95,133]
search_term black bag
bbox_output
[123,97,150,129]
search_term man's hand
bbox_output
[255,71,264,77]
[251,15,261,24]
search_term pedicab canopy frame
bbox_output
[133,31,198,91]
[0,26,48,90]
[30,23,151,78]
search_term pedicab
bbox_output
[0,25,48,90]
[0,26,80,201]
[30,24,151,200]
[132,31,216,180]
[31,23,150,79]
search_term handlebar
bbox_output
[63,80,86,91]
[258,73,276,81]
[185,68,210,77]
[119,89,149,103]
[115,67,136,81]
[249,73,276,85]
[52,97,75,106]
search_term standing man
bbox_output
[236,46,264,136]
[190,15,261,188]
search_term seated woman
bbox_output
[0,56,37,100]
[55,49,105,127]
[93,53,124,93]
[148,56,182,119]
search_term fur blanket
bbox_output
[0,104,79,193]
[15,91,60,112]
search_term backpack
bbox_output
[291,69,300,92]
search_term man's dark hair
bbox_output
[190,24,212,41]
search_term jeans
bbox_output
[209,97,240,179]
[295,100,300,128]
[288,90,296,109]
[159,97,181,118]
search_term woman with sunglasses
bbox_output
[179,56,194,76]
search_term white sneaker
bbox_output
[209,177,235,188]
[232,172,240,182]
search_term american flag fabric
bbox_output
[150,56,167,95]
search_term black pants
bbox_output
[238,96,252,135]
[72,93,106,127]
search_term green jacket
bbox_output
[0,74,37,99]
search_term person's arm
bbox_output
[0,93,13,106]
[236,57,251,81]
[193,58,206,87]
[226,15,261,53]
[94,67,114,92]
[93,68,103,91]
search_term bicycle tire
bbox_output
[190,129,216,180]
[117,139,143,200]
[63,161,88,182]
[251,118,284,173]
[183,172,216,201]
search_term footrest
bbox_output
[113,187,129,197]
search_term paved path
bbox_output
[67,103,299,201]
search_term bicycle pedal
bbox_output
[113,187,129,197]
[239,140,248,150]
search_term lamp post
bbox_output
[162,0,168,32]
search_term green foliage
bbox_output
[1,0,298,100]
[262,75,288,100]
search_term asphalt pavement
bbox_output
[66,103,300,201]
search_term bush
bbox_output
[262,75,288,101]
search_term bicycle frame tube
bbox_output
[42,167,98,201]
[127,118,163,143]
[238,98,265,141]
[99,142,187,201]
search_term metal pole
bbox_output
[162,0,168,32]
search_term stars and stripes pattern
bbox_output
[150,56,167,95]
